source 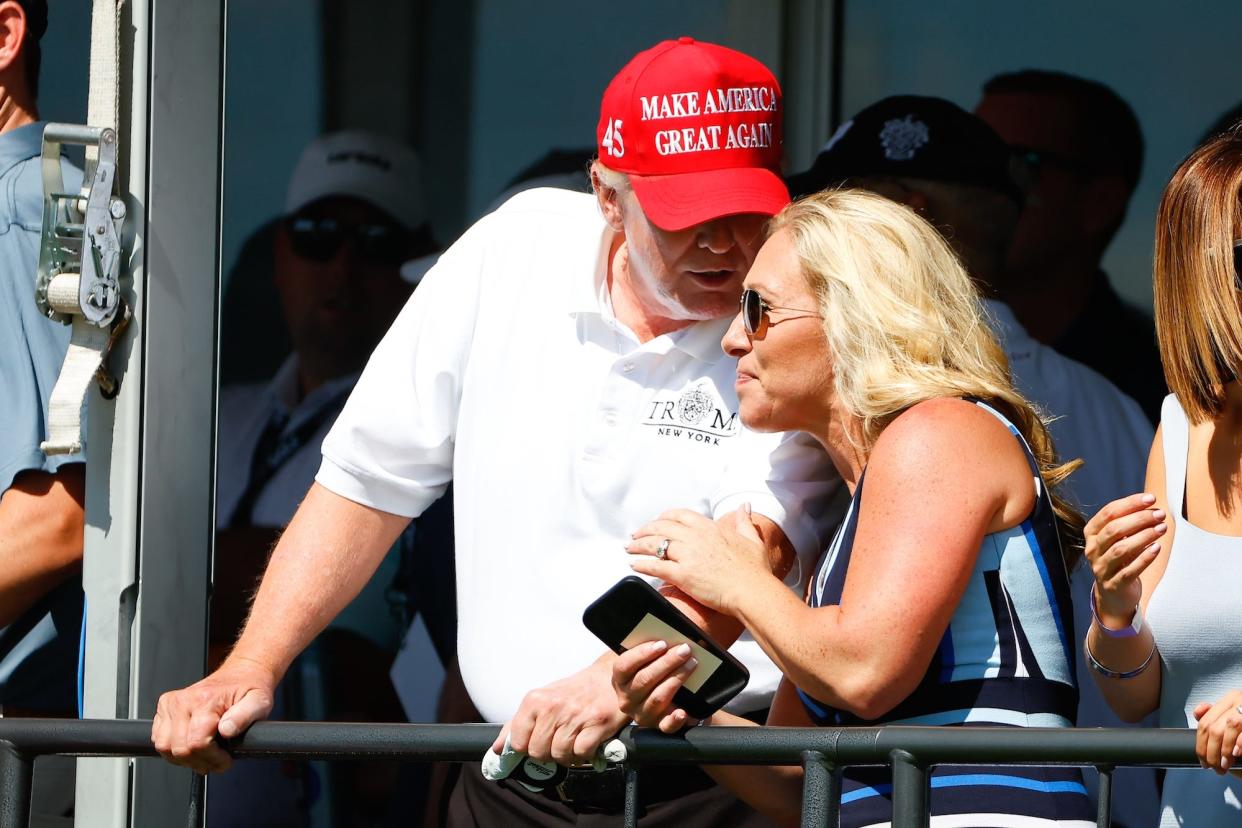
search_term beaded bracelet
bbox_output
[1090,583,1143,638]
[1082,636,1156,680]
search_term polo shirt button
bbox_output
[603,413,618,427]
[622,362,635,374]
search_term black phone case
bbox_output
[582,576,749,719]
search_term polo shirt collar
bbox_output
[268,354,359,423]
[571,225,732,363]
[0,122,45,178]
[672,315,731,362]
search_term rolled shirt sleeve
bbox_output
[0,148,83,492]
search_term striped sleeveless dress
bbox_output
[800,400,1093,827]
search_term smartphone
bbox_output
[582,576,749,719]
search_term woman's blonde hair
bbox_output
[1153,126,1242,423]
[770,189,1084,566]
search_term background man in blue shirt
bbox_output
[0,1,85,824]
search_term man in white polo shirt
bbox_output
[154,38,837,825]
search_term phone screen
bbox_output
[619,612,723,693]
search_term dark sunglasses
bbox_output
[286,215,412,267]
[739,288,819,335]
[1010,146,1094,176]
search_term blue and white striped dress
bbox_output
[799,400,1094,827]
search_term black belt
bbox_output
[522,762,715,814]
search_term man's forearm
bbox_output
[225,482,410,682]
[0,465,85,627]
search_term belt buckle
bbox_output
[553,764,626,810]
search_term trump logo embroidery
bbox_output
[642,382,740,447]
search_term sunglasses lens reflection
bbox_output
[288,217,409,266]
[741,289,763,334]
[358,225,408,266]
[289,218,343,262]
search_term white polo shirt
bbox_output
[317,188,839,721]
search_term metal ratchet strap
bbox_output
[40,0,127,455]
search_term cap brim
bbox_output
[629,168,790,232]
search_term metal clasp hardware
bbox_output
[34,123,129,399]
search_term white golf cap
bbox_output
[285,130,427,230]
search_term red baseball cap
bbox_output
[597,37,789,231]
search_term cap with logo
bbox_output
[285,130,427,232]
[596,37,789,231]
[787,95,1024,205]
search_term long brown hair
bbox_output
[1154,127,1242,423]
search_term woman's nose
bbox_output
[721,310,751,357]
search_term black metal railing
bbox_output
[0,719,1200,827]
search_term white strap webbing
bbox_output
[87,0,121,147]
[41,0,125,456]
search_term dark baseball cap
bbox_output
[17,1,47,40]
[787,95,1023,205]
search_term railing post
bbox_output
[186,772,204,828]
[0,744,34,828]
[1095,765,1113,828]
[889,749,929,828]
[801,749,841,828]
[623,766,640,828]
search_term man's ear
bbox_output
[0,2,27,75]
[591,168,625,231]
[851,176,929,215]
[903,188,931,216]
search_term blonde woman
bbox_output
[1081,128,1242,825]
[613,190,1094,827]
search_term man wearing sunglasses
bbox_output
[215,128,437,590]
[975,70,1166,425]
[210,131,442,824]
[155,39,839,825]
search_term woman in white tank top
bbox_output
[1082,127,1242,826]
